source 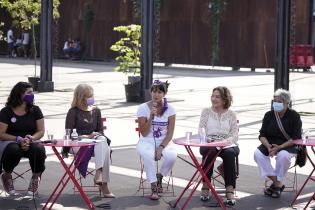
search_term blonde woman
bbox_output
[65,84,114,198]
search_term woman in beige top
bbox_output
[198,86,239,206]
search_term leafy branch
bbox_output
[110,25,141,75]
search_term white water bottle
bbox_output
[71,129,79,141]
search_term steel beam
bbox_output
[38,0,54,92]
[140,0,154,102]
[275,0,291,91]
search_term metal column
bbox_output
[275,0,291,91]
[140,0,154,102]
[38,0,54,92]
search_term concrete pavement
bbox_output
[0,57,315,210]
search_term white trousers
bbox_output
[94,136,111,183]
[136,139,177,183]
[254,148,296,182]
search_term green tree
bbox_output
[110,25,141,75]
[0,0,60,76]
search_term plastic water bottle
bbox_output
[71,129,79,141]
[199,128,206,143]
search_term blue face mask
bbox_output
[272,101,284,112]
[86,97,95,106]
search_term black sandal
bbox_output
[150,185,159,200]
[156,173,163,193]
[225,191,236,206]
[264,183,275,196]
[271,185,285,198]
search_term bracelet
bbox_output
[159,144,165,149]
[16,136,23,144]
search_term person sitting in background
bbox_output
[0,82,46,196]
[254,89,302,198]
[63,38,72,58]
[198,86,239,206]
[136,80,177,200]
[65,84,115,198]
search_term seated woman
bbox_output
[136,80,177,200]
[0,82,46,196]
[65,84,114,198]
[199,86,239,206]
[254,89,302,198]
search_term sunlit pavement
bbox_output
[0,58,314,209]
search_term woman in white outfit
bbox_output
[65,84,114,198]
[254,89,302,198]
[136,80,177,200]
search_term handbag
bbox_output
[274,111,306,167]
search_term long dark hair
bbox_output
[6,82,33,111]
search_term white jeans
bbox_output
[254,148,296,182]
[94,136,111,183]
[136,139,177,183]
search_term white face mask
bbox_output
[272,101,284,112]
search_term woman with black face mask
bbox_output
[0,81,46,196]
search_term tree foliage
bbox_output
[0,0,60,30]
[110,25,141,75]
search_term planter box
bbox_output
[124,82,141,102]
[28,77,40,91]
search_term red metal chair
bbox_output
[135,119,174,196]
[73,117,108,195]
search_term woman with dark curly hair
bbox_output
[198,86,239,206]
[0,82,46,196]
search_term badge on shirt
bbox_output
[11,117,17,123]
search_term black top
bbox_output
[258,109,302,154]
[65,107,103,135]
[0,105,44,137]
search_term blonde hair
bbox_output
[71,84,94,109]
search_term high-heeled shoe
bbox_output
[94,169,102,186]
[100,183,115,198]
[224,191,236,206]
[200,188,210,201]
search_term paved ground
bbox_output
[0,57,315,210]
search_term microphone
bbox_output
[152,102,158,117]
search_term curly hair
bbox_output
[212,86,233,109]
[6,82,33,110]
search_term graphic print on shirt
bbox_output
[152,121,168,139]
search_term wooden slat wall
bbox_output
[0,0,310,68]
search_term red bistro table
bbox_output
[172,137,232,210]
[41,139,97,210]
[291,139,315,210]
